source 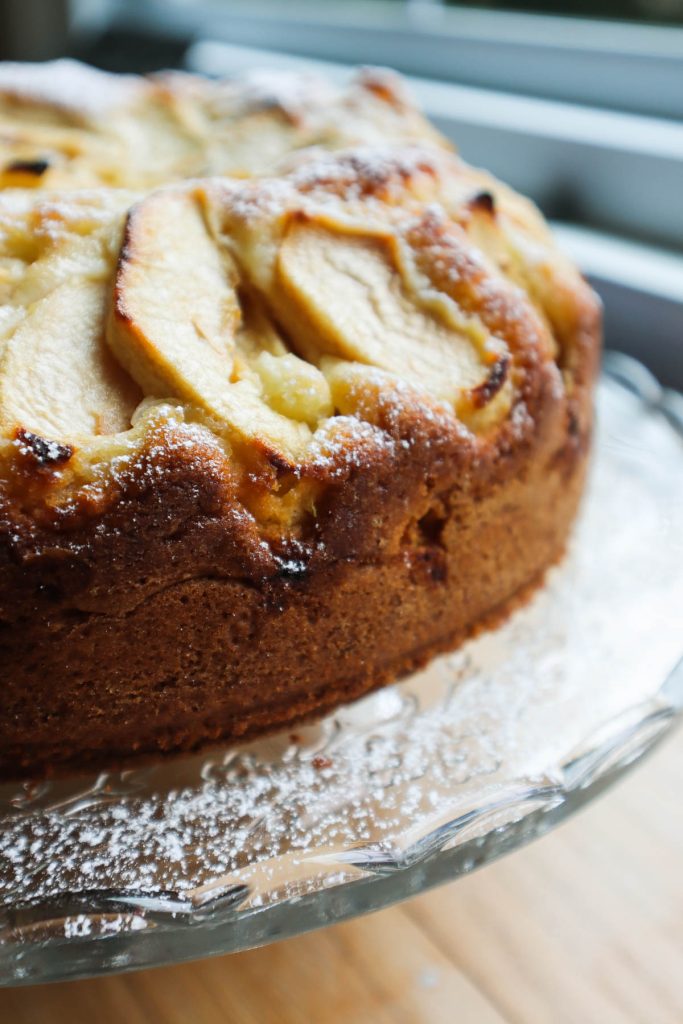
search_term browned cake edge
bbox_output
[0,322,597,779]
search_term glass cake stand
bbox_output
[1,353,682,987]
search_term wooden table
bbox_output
[2,731,681,1024]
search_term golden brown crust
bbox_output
[0,63,601,779]
[0,411,589,779]
[0,338,595,779]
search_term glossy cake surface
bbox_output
[0,62,600,777]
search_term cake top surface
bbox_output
[0,61,599,540]
[0,59,444,188]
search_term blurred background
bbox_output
[1,0,682,387]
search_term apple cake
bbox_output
[0,61,600,778]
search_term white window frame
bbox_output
[118,0,683,119]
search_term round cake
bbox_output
[0,61,600,779]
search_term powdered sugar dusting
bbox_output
[209,69,339,125]
[288,144,442,192]
[0,59,143,122]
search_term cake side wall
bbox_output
[0,389,591,779]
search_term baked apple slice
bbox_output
[275,221,509,425]
[0,278,140,440]
[107,189,314,462]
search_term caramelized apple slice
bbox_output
[276,222,497,411]
[107,189,311,460]
[0,278,140,440]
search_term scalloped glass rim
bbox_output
[1,353,682,987]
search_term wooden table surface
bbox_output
[2,731,681,1024]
